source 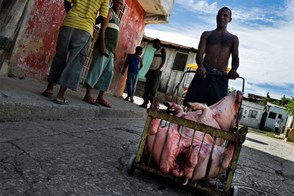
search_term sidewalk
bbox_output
[0,76,149,121]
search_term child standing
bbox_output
[121,46,143,102]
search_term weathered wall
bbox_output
[9,0,145,97]
[10,0,65,79]
[0,0,29,71]
[108,0,146,96]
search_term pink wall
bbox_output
[109,0,145,96]
[12,0,65,79]
[11,0,145,96]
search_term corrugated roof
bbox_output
[142,35,197,53]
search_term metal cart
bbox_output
[127,72,247,196]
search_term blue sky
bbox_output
[144,0,294,99]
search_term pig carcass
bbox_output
[146,90,242,180]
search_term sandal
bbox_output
[83,97,100,106]
[53,98,69,105]
[42,90,53,97]
[98,99,111,108]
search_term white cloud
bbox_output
[176,0,218,14]
[283,0,294,23]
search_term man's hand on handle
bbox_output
[196,66,207,78]
[228,70,239,79]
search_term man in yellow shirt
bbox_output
[42,0,109,105]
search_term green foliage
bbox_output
[284,97,294,115]
[258,100,266,106]
[281,97,291,105]
[228,87,234,94]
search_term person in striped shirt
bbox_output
[42,0,109,105]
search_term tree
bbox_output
[284,97,294,115]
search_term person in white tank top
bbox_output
[139,39,166,108]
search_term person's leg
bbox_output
[149,70,162,104]
[43,27,71,96]
[95,51,114,107]
[126,72,132,99]
[141,72,152,106]
[130,73,138,102]
[97,91,104,101]
[42,82,55,97]
[142,80,150,104]
[83,48,107,101]
[58,28,91,91]
[129,73,136,97]
[277,128,280,135]
[55,86,67,101]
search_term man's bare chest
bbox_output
[207,33,234,48]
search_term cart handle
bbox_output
[175,70,245,93]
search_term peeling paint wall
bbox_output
[11,0,65,79]
[108,0,146,96]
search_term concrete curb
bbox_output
[0,76,147,122]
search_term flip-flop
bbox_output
[83,97,100,106]
[53,98,69,105]
[42,91,53,97]
[98,100,111,108]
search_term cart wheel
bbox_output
[127,154,136,175]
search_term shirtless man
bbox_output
[184,7,239,106]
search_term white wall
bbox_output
[239,100,264,129]
[264,103,288,132]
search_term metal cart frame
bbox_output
[128,72,247,196]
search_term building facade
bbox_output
[139,36,197,96]
[0,0,174,97]
[239,100,288,133]
[239,100,264,129]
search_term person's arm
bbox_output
[121,54,130,75]
[99,9,112,56]
[96,16,104,25]
[96,0,110,24]
[64,0,72,13]
[157,48,166,71]
[228,35,240,79]
[139,57,143,70]
[196,31,208,77]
